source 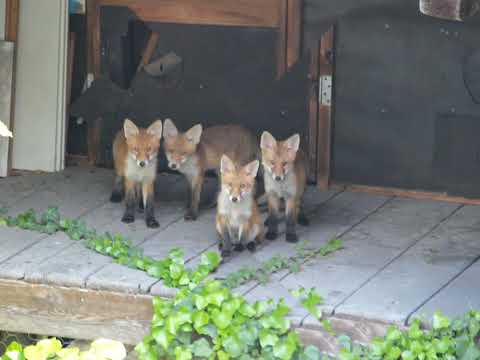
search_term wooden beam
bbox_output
[137,31,160,72]
[87,116,103,166]
[0,279,153,345]
[276,0,288,79]
[332,182,480,206]
[65,33,76,158]
[316,27,334,191]
[307,42,319,182]
[4,0,19,176]
[87,0,101,77]
[97,0,281,28]
[286,0,302,70]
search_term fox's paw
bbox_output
[266,230,278,240]
[184,210,197,221]
[234,243,245,252]
[110,192,123,203]
[298,213,310,226]
[220,250,232,262]
[121,214,134,224]
[246,242,256,252]
[146,218,159,228]
[286,232,299,243]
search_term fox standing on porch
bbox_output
[110,119,163,228]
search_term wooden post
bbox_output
[307,42,319,182]
[286,0,301,70]
[316,27,334,191]
[5,0,19,176]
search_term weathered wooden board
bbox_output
[410,256,480,322]
[0,227,46,264]
[0,279,152,345]
[0,232,73,280]
[25,243,112,287]
[0,171,57,207]
[304,199,458,322]
[337,204,480,324]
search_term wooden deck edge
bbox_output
[0,279,399,351]
[0,279,153,345]
[299,313,406,354]
[331,182,480,206]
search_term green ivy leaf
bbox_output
[211,308,232,330]
[174,346,192,360]
[239,303,256,318]
[299,345,321,360]
[222,335,244,358]
[259,329,279,348]
[201,252,221,270]
[433,311,450,330]
[193,311,210,331]
[152,327,172,349]
[217,350,230,360]
[191,339,213,358]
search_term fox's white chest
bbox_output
[125,156,156,183]
[264,170,297,199]
[179,155,200,180]
[218,191,252,228]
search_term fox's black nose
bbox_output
[275,176,282,181]
[139,161,146,167]
[170,163,177,169]
[232,197,238,203]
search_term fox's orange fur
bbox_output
[163,119,258,220]
[110,118,163,228]
[260,131,309,243]
[216,155,264,258]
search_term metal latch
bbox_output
[319,75,332,106]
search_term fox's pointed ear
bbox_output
[124,118,139,139]
[163,118,178,139]
[244,160,260,178]
[220,154,235,174]
[186,124,202,145]
[260,131,276,150]
[147,120,163,139]
[285,133,300,160]
[285,134,300,152]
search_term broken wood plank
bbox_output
[136,31,159,72]
[286,0,302,70]
[419,0,480,21]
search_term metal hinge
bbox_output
[319,75,332,106]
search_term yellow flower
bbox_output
[89,339,126,360]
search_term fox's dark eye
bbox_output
[240,184,245,189]
[282,162,288,167]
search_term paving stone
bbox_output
[410,258,480,322]
[0,232,73,280]
[25,243,112,287]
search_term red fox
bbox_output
[110,118,163,228]
[216,155,264,258]
[260,131,309,243]
[162,119,258,221]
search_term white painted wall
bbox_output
[12,0,68,172]
[0,0,5,40]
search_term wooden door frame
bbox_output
[85,0,302,166]
[4,0,19,176]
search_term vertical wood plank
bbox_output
[87,0,101,77]
[4,0,19,176]
[307,42,319,182]
[137,31,159,71]
[65,33,76,157]
[286,0,302,70]
[276,0,288,79]
[317,26,334,190]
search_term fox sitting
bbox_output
[216,155,264,258]
[110,118,163,228]
[162,119,258,221]
[260,131,309,243]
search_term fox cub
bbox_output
[110,119,163,228]
[260,131,309,243]
[216,155,264,258]
[162,119,258,221]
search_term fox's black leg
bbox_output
[121,180,135,223]
[266,193,280,240]
[143,181,159,228]
[285,197,298,243]
[110,176,124,203]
